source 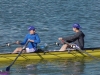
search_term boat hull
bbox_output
[0,49,100,61]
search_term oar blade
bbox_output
[6,66,10,72]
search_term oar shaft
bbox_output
[77,48,99,60]
[6,41,29,71]
[0,42,16,48]
[63,40,99,60]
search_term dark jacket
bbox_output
[62,31,85,49]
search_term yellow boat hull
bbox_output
[0,49,100,61]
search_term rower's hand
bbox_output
[58,38,65,44]
[28,39,34,42]
[16,41,20,44]
[58,37,63,41]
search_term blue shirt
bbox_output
[20,33,40,51]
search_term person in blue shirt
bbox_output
[12,26,40,53]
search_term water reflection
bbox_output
[26,64,37,75]
[0,58,98,75]
[47,58,85,75]
[61,59,85,75]
[13,58,86,75]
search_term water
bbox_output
[0,0,100,75]
[0,59,99,75]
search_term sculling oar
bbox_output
[62,40,99,60]
[76,47,99,60]
[0,42,16,48]
[39,43,57,52]
[6,41,29,72]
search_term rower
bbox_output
[12,26,40,53]
[58,23,85,51]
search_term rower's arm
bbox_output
[62,33,80,42]
[20,35,28,45]
[34,34,40,43]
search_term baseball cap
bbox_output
[28,26,35,31]
[73,23,81,29]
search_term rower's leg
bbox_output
[12,47,25,54]
[59,44,69,51]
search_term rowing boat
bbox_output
[0,47,100,61]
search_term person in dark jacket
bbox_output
[58,24,85,51]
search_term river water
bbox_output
[0,0,100,75]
